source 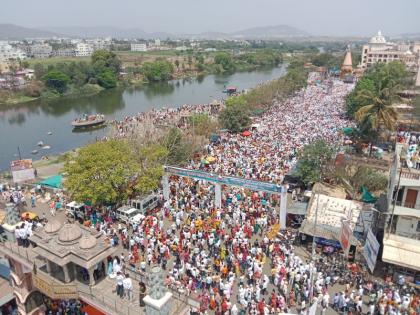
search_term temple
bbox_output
[341,46,353,75]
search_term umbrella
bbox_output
[242,130,251,137]
[206,156,216,163]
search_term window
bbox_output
[417,221,420,232]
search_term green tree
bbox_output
[132,143,168,195]
[34,63,46,80]
[141,60,174,82]
[91,50,121,74]
[162,128,194,164]
[42,70,70,94]
[188,114,217,136]
[294,139,335,184]
[219,96,251,133]
[96,69,117,89]
[214,52,236,72]
[64,140,138,206]
[174,59,180,70]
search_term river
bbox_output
[0,66,286,171]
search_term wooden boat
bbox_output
[71,114,105,128]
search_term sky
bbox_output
[0,0,418,36]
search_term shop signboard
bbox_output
[340,220,352,255]
[363,229,380,273]
[10,159,35,183]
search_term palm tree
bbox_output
[355,74,400,131]
[354,72,400,156]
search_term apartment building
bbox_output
[360,31,417,70]
[382,142,420,281]
[54,48,76,57]
[0,42,27,61]
[30,43,53,58]
[131,43,147,52]
[75,43,94,57]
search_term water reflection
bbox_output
[143,82,175,99]
[0,66,286,169]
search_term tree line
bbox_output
[30,50,121,98]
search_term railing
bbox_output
[0,241,35,267]
[77,283,144,315]
[0,241,191,315]
[401,171,420,181]
[396,201,420,210]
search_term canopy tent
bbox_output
[361,186,377,203]
[38,174,62,189]
[343,127,354,135]
[242,130,252,137]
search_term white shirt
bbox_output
[123,277,132,290]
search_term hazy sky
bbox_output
[1,0,418,36]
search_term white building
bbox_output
[30,43,52,58]
[0,42,27,62]
[382,143,420,275]
[54,48,76,57]
[360,31,417,70]
[75,43,94,57]
[154,39,161,47]
[131,43,148,52]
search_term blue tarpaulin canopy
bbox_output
[38,175,62,189]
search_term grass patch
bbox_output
[27,56,90,67]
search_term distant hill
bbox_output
[231,25,309,39]
[0,23,60,39]
[0,23,309,40]
[41,26,173,39]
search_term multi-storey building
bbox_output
[75,43,94,57]
[30,44,52,59]
[0,42,27,62]
[360,31,417,70]
[382,142,420,281]
[130,43,147,52]
[53,48,76,57]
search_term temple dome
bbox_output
[79,234,97,250]
[44,220,62,234]
[370,30,386,44]
[58,223,82,243]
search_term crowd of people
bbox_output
[196,81,353,183]
[6,77,420,314]
[111,103,221,139]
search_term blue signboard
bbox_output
[164,166,285,194]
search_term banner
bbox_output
[340,220,352,255]
[10,159,35,183]
[363,229,380,273]
[165,165,284,194]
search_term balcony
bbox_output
[392,201,420,220]
[400,169,420,187]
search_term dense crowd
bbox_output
[196,81,353,183]
[111,103,220,138]
[8,78,420,315]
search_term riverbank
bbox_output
[0,67,286,170]
[0,84,105,107]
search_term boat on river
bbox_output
[71,114,105,128]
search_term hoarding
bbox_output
[10,159,35,183]
[363,229,380,273]
[340,220,352,255]
[165,166,284,194]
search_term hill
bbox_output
[231,25,309,39]
[0,23,60,39]
[41,26,173,39]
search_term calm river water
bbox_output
[0,66,286,170]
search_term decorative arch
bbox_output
[24,291,44,314]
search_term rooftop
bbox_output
[30,221,116,269]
